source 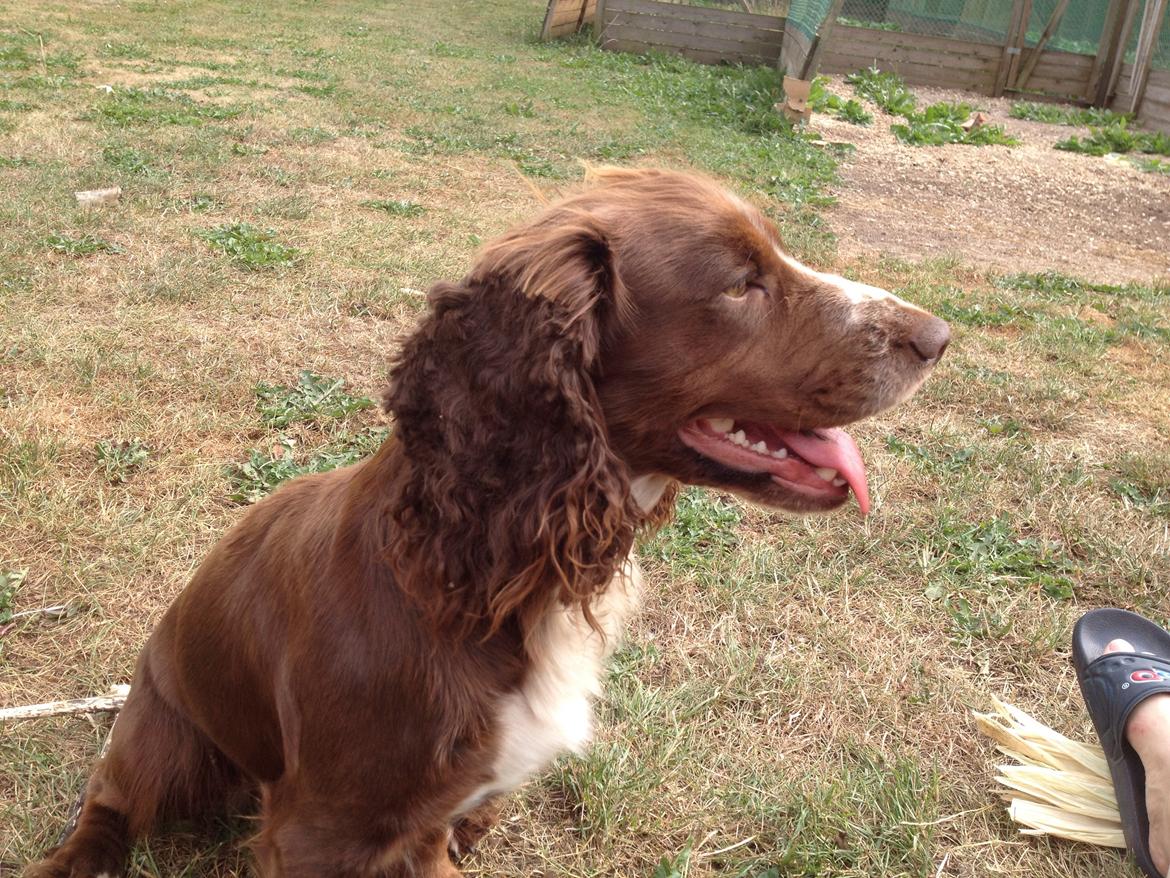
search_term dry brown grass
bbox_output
[2,2,1169,877]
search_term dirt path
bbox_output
[817,78,1170,285]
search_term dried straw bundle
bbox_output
[974,697,1124,849]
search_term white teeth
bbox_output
[771,448,788,459]
[708,418,734,433]
[752,441,768,453]
[731,430,747,445]
[815,467,839,482]
[832,477,847,487]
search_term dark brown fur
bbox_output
[27,168,945,878]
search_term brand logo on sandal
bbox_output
[1130,668,1170,684]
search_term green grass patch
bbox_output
[195,223,299,269]
[87,86,242,127]
[95,439,150,484]
[226,429,388,503]
[641,487,741,568]
[102,144,157,176]
[1111,453,1170,518]
[0,568,22,625]
[360,198,426,217]
[885,434,975,474]
[929,513,1076,600]
[44,233,122,257]
[1125,155,1170,175]
[1009,101,1130,127]
[255,370,374,429]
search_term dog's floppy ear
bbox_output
[383,211,635,638]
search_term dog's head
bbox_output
[385,168,948,632]
[469,167,948,516]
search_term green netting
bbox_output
[1126,0,1170,69]
[798,0,1162,58]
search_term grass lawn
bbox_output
[1,1,1168,876]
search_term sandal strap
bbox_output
[1081,653,1170,760]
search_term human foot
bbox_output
[1104,637,1170,877]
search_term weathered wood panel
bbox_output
[818,25,998,92]
[608,0,785,31]
[542,0,597,40]
[607,18,784,58]
[1008,48,1094,99]
[597,0,784,67]
[1137,68,1170,132]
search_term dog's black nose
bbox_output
[908,316,950,363]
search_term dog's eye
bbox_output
[723,282,748,299]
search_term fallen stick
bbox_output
[0,684,130,721]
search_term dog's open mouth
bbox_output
[678,418,871,515]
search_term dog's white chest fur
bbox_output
[460,560,642,811]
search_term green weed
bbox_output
[1055,121,1170,157]
[1010,102,1130,127]
[809,77,872,126]
[0,98,34,111]
[360,198,426,217]
[44,233,122,257]
[255,370,374,428]
[195,223,299,269]
[651,844,693,878]
[846,67,916,116]
[0,569,23,626]
[0,155,35,168]
[891,102,1019,147]
[95,439,150,483]
[944,595,1012,641]
[226,429,388,503]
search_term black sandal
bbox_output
[1074,608,1170,878]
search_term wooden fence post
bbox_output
[799,0,847,80]
[994,0,1030,96]
[1128,0,1168,114]
[1015,0,1070,90]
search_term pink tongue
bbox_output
[776,428,871,515]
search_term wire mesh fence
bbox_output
[792,0,1165,60]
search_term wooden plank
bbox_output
[601,35,773,65]
[831,24,1002,57]
[1128,0,1168,113]
[607,8,783,43]
[607,0,784,31]
[549,2,594,25]
[1015,0,1072,89]
[541,0,557,40]
[820,54,997,91]
[1087,0,1128,101]
[995,0,1028,96]
[607,19,782,57]
[822,44,999,74]
[1014,74,1094,97]
[828,35,1003,69]
[1104,1,1142,106]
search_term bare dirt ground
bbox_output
[816,77,1170,285]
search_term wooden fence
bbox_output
[543,0,1170,133]
[541,0,597,40]
[594,0,785,68]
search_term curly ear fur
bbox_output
[384,214,637,638]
